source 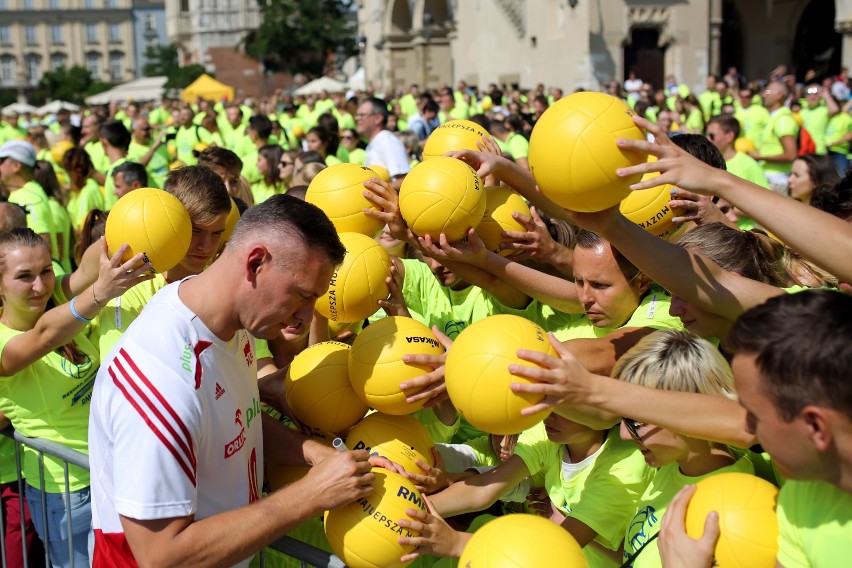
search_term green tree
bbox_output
[143,43,208,90]
[245,0,357,77]
[34,65,106,105]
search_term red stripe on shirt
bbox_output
[118,349,196,468]
[93,529,138,567]
[110,368,197,486]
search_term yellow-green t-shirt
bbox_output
[757,107,799,174]
[515,425,652,568]
[776,480,852,568]
[414,407,460,445]
[48,197,72,273]
[506,132,530,161]
[726,151,770,188]
[799,105,830,155]
[175,124,213,166]
[85,140,110,173]
[9,180,58,260]
[623,454,754,568]
[251,179,283,204]
[825,112,852,156]
[400,258,498,340]
[0,321,100,492]
[127,140,171,189]
[93,273,168,357]
[735,104,771,147]
[348,147,366,166]
[552,286,683,341]
[66,178,105,230]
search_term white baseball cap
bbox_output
[0,140,37,167]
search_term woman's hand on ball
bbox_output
[378,258,412,318]
[418,229,489,267]
[615,116,724,196]
[96,241,154,302]
[398,497,470,561]
[400,327,454,405]
[658,485,720,568]
[508,333,596,415]
[362,178,410,241]
[449,149,502,180]
[500,206,562,262]
[668,188,737,229]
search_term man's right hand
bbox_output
[301,449,375,514]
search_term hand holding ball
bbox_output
[105,188,192,274]
[422,120,492,160]
[306,163,386,235]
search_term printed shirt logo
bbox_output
[243,339,254,367]
[215,383,225,400]
[224,409,246,459]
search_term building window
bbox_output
[106,0,117,7]
[0,56,15,85]
[85,0,96,8]
[86,23,97,43]
[0,25,9,46]
[109,52,123,81]
[23,0,33,9]
[52,24,63,44]
[109,23,121,43]
[144,14,155,32]
[180,0,189,13]
[0,0,6,10]
[50,52,66,70]
[25,54,40,85]
[50,0,60,7]
[25,25,37,45]
[86,52,101,79]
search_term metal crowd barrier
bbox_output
[0,428,344,568]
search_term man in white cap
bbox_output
[0,140,58,258]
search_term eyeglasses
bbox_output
[622,418,645,443]
[354,112,375,119]
[341,134,355,140]
[707,133,716,141]
[278,161,293,167]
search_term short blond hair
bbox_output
[612,330,736,400]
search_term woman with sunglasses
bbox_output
[277,149,298,187]
[613,330,755,568]
[340,128,366,165]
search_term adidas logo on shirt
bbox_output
[215,383,225,400]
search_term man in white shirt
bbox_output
[357,97,411,189]
[89,195,383,567]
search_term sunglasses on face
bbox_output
[279,161,293,167]
[341,134,355,140]
[623,417,645,443]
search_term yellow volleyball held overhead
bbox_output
[477,185,531,255]
[459,514,588,567]
[422,119,492,159]
[399,156,486,242]
[346,413,435,475]
[685,473,779,568]
[315,232,391,324]
[105,187,192,274]
[348,316,446,415]
[325,468,425,568]
[619,156,685,239]
[445,314,555,435]
[529,92,647,212]
[305,163,385,235]
[284,341,368,435]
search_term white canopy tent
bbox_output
[293,76,347,96]
[36,100,80,115]
[1,102,37,114]
[85,76,167,105]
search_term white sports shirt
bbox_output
[89,281,264,568]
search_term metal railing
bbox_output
[0,428,344,568]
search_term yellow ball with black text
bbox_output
[685,473,779,568]
[445,314,555,434]
[105,187,192,274]
[619,157,685,239]
[529,92,646,212]
[284,341,369,435]
[399,156,486,242]
[367,164,391,183]
[459,514,588,567]
[349,316,446,415]
[305,163,385,235]
[422,119,492,159]
[477,186,531,256]
[325,468,425,568]
[315,232,391,324]
[346,413,435,474]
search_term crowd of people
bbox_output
[0,60,847,568]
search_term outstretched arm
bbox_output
[615,116,852,283]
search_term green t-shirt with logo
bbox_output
[515,425,652,568]
[624,455,755,568]
[0,321,99,492]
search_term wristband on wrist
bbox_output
[69,296,92,323]
[92,284,102,308]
